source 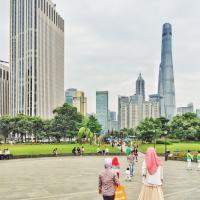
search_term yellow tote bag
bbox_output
[114,186,127,200]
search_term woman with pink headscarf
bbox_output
[138,147,164,200]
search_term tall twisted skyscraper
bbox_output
[158,23,176,119]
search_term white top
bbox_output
[142,160,163,186]
[126,170,130,176]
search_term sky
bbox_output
[0,0,200,114]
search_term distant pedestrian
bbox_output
[137,147,164,200]
[98,158,120,200]
[186,150,193,170]
[133,147,138,162]
[197,151,200,169]
[127,152,135,176]
[126,146,132,156]
[112,157,120,178]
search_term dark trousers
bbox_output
[103,195,114,200]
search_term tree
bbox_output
[170,112,200,140]
[78,127,94,144]
[52,103,83,142]
[136,118,162,143]
[0,115,13,143]
[86,115,102,134]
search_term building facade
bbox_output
[118,96,129,130]
[196,109,200,118]
[96,91,108,132]
[177,103,194,115]
[0,63,9,116]
[136,73,145,101]
[158,23,176,119]
[10,0,64,118]
[65,88,87,116]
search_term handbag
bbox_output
[114,185,127,200]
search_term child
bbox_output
[186,150,193,170]
[112,157,120,178]
[197,151,200,170]
[125,167,131,181]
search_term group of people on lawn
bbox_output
[0,148,12,159]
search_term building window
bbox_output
[0,69,2,78]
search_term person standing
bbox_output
[126,146,132,156]
[186,150,193,170]
[196,151,200,170]
[127,152,135,176]
[99,158,120,200]
[138,147,164,200]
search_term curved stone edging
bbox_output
[4,152,126,160]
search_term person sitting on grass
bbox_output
[105,147,109,155]
[72,147,76,156]
[97,147,102,155]
[77,147,81,156]
[0,148,4,160]
[4,148,11,159]
[81,146,85,155]
[52,148,58,156]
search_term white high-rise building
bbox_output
[177,103,194,115]
[10,0,64,118]
[129,102,139,128]
[0,62,9,116]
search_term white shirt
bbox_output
[142,160,163,186]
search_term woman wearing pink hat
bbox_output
[138,147,164,200]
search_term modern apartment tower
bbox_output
[96,91,109,132]
[136,73,145,101]
[158,23,176,119]
[10,0,64,118]
[0,62,9,116]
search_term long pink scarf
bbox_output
[145,147,161,175]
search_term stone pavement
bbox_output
[0,155,199,200]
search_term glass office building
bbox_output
[96,91,108,132]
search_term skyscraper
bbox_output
[158,23,176,119]
[136,73,145,101]
[118,96,129,130]
[96,91,108,132]
[65,88,87,116]
[0,62,9,116]
[10,0,64,118]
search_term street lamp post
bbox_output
[164,131,168,161]
[120,131,123,153]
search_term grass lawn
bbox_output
[138,142,200,154]
[0,144,121,156]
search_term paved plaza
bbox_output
[0,155,199,200]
